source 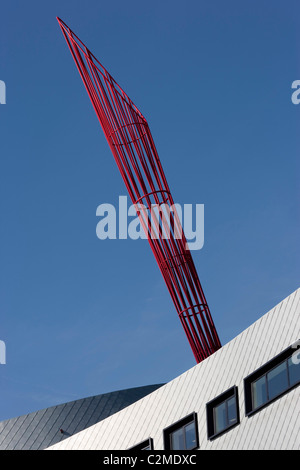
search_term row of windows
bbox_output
[129,343,299,450]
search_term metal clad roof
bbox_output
[0,384,164,450]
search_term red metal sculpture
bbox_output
[57,18,221,362]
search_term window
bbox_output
[244,343,300,416]
[128,438,153,450]
[163,413,199,450]
[206,386,240,439]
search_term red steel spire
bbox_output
[57,17,221,362]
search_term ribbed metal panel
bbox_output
[0,384,164,450]
[47,288,299,450]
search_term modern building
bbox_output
[0,384,164,450]
[39,287,299,451]
[0,288,299,451]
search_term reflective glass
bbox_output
[267,361,288,400]
[171,428,184,450]
[227,396,237,425]
[214,401,227,434]
[185,422,196,449]
[252,375,267,409]
[288,356,300,386]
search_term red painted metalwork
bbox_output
[57,18,221,362]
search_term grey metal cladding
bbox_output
[0,384,164,450]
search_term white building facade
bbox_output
[47,288,300,451]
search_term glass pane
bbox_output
[252,375,267,409]
[227,396,237,425]
[185,422,196,449]
[288,356,300,386]
[267,361,288,400]
[171,428,184,450]
[214,401,227,434]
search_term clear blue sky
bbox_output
[0,0,299,421]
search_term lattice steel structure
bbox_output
[57,18,221,362]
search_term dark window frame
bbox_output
[206,386,240,440]
[128,438,154,450]
[244,343,300,417]
[163,412,199,450]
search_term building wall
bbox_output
[0,384,164,450]
[47,288,300,450]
